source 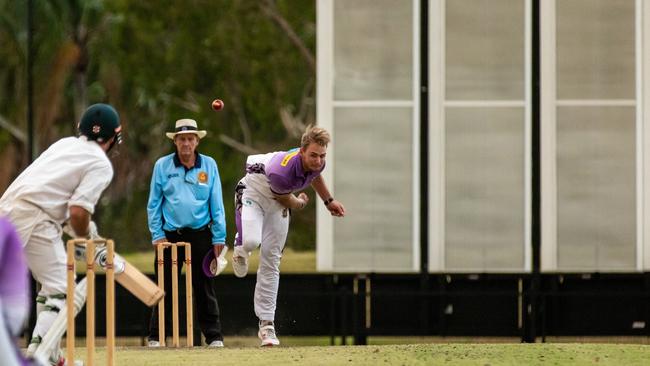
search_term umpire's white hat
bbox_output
[166,119,207,139]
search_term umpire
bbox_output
[147,118,227,347]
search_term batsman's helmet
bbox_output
[78,103,122,146]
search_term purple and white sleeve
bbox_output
[0,218,30,336]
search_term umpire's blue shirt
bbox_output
[147,152,226,245]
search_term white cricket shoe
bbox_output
[258,322,280,347]
[208,340,224,348]
[232,245,250,278]
[66,359,84,366]
[147,340,160,347]
[52,355,83,366]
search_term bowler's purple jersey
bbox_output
[234,148,325,247]
[265,148,325,195]
[242,148,325,198]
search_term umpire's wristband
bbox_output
[324,197,334,207]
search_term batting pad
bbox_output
[33,278,87,362]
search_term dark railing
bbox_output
[68,272,650,344]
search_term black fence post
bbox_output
[645,273,650,338]
[339,279,348,345]
[439,275,448,337]
[352,274,368,345]
[328,275,337,345]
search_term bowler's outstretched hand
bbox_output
[327,200,345,217]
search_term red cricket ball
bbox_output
[211,99,224,111]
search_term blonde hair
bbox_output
[301,125,331,149]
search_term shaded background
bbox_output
[0,0,318,253]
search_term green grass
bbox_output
[65,343,650,365]
[121,248,316,274]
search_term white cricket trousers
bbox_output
[1,201,68,347]
[238,188,290,322]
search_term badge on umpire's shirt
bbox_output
[198,171,208,184]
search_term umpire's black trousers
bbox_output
[148,227,223,344]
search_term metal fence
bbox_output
[65,273,650,345]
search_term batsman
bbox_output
[0,104,122,365]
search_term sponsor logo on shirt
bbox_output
[167,173,180,179]
[198,171,208,184]
[281,149,299,167]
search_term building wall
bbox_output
[317,0,648,273]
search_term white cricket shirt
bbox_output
[0,136,113,223]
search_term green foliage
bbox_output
[0,0,318,252]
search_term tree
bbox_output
[0,0,318,252]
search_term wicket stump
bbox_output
[66,239,115,366]
[156,242,193,347]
